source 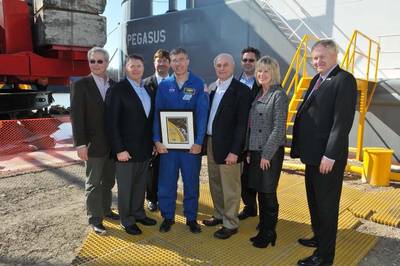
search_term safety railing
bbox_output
[341,30,380,109]
[341,30,381,160]
[282,34,318,95]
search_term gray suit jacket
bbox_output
[248,85,288,160]
[70,75,115,157]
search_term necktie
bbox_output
[298,76,323,114]
[306,76,323,100]
[314,76,323,90]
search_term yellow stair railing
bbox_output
[341,30,380,160]
[282,34,318,141]
[282,31,380,161]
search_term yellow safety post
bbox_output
[362,147,394,186]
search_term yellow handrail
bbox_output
[282,35,319,96]
[341,30,381,110]
[341,30,381,160]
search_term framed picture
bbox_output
[159,110,195,150]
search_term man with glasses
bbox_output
[237,47,261,221]
[71,47,119,236]
[238,47,261,92]
[143,49,171,212]
[153,47,209,234]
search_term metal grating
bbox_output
[73,173,383,265]
[349,189,400,227]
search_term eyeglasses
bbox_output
[242,58,255,63]
[89,59,105,64]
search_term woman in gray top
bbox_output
[247,56,288,248]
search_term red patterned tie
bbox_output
[315,76,323,90]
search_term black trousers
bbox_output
[146,155,159,203]
[305,160,346,262]
[258,192,279,233]
[240,161,257,215]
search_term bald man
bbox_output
[203,53,252,239]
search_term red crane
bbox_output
[0,0,91,118]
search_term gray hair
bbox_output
[87,47,110,62]
[311,39,338,54]
[213,53,235,66]
[255,56,281,86]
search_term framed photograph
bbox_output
[159,110,195,150]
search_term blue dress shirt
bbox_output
[127,78,151,117]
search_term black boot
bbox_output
[253,194,279,249]
[252,229,277,248]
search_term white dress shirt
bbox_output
[207,76,233,135]
[155,72,169,85]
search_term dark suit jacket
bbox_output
[143,74,158,93]
[105,79,155,162]
[70,75,115,157]
[290,65,357,165]
[208,78,252,164]
[237,72,259,99]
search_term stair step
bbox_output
[286,134,293,140]
[289,111,297,114]
[286,122,294,126]
[293,99,304,102]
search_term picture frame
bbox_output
[159,110,195,150]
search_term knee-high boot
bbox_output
[251,193,278,248]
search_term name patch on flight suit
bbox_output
[183,87,195,101]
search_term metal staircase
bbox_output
[281,35,319,142]
[282,31,380,161]
[255,0,319,47]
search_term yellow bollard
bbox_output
[362,147,394,186]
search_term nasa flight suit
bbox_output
[153,71,209,222]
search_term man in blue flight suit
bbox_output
[153,47,209,234]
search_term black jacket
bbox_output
[290,65,357,165]
[208,78,252,164]
[143,74,158,93]
[70,75,115,157]
[105,79,155,162]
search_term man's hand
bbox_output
[260,158,271,171]
[189,144,202,154]
[155,142,168,154]
[77,146,88,161]
[117,151,132,162]
[225,153,238,165]
[319,156,335,174]
[152,146,158,156]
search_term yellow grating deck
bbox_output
[348,189,400,227]
[73,173,385,265]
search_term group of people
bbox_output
[70,39,357,266]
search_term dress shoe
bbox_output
[298,237,318,248]
[137,217,157,226]
[297,255,332,266]
[92,223,107,235]
[121,224,142,235]
[214,227,238,239]
[147,201,158,212]
[202,217,223,227]
[159,219,175,233]
[186,220,202,234]
[238,210,257,220]
[105,211,120,220]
